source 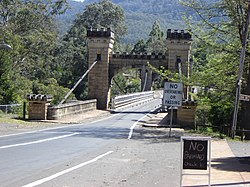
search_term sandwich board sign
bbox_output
[163,82,183,107]
[180,136,212,187]
[183,139,208,170]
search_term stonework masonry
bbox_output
[87,28,114,109]
[87,28,192,110]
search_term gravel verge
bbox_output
[0,109,111,136]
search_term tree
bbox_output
[111,69,140,97]
[76,0,127,40]
[0,0,68,104]
[181,0,250,134]
[146,21,165,53]
[53,25,88,100]
[54,0,127,100]
[130,39,147,54]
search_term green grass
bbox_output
[0,113,33,125]
[186,127,240,140]
[187,128,243,141]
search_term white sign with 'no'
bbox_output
[163,82,183,107]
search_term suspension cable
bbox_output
[112,78,126,94]
[58,60,98,105]
[142,70,148,92]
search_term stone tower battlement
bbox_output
[112,52,166,60]
[166,29,192,40]
[87,28,114,38]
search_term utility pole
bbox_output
[232,1,250,138]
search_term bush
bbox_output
[32,78,76,105]
[196,104,211,127]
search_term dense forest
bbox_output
[57,0,189,43]
[1,0,250,138]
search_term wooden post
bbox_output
[23,102,26,120]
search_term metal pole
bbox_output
[58,60,98,105]
[232,2,250,138]
[180,137,183,187]
[169,107,173,137]
[208,138,212,187]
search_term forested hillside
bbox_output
[56,1,85,35]
[57,0,189,43]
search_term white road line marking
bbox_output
[0,100,160,139]
[0,112,117,138]
[22,151,114,187]
[0,133,79,149]
[0,126,78,138]
[128,111,151,140]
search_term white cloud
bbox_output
[73,0,85,2]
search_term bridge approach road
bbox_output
[0,99,184,187]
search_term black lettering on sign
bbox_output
[170,84,178,89]
[183,140,208,170]
[170,95,176,99]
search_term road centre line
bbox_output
[0,133,79,149]
[22,151,114,187]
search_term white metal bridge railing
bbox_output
[110,91,155,110]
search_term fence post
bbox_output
[23,102,26,120]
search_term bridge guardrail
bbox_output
[110,91,154,110]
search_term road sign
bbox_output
[240,94,250,101]
[180,136,212,187]
[163,82,183,107]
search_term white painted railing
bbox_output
[110,91,154,110]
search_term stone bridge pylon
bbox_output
[87,28,192,109]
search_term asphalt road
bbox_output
[0,99,184,187]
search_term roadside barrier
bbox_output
[110,91,154,110]
[47,99,97,120]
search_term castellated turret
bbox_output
[87,28,114,109]
[166,29,192,75]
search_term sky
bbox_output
[73,0,85,2]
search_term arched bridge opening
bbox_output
[110,52,168,93]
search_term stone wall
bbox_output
[27,94,52,120]
[47,99,97,120]
[28,102,50,120]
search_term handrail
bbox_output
[110,91,154,110]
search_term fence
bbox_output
[0,104,21,114]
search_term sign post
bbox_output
[163,82,183,137]
[180,136,211,187]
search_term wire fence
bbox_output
[0,104,22,114]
